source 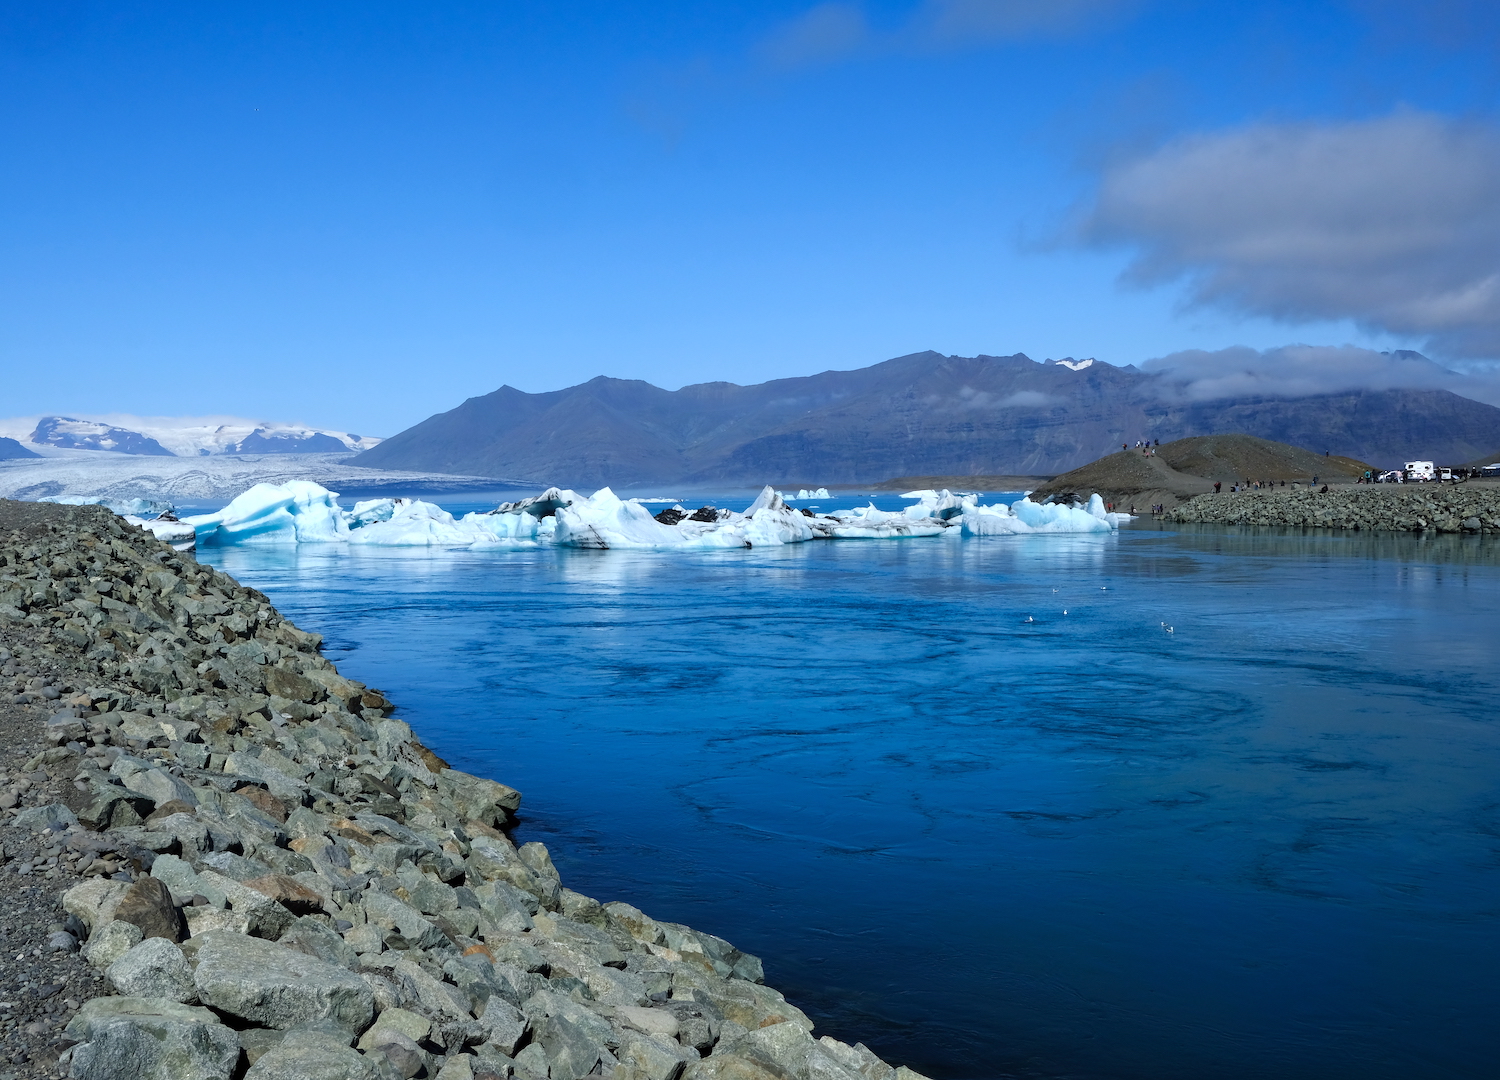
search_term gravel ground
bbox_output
[0,503,137,1078]
[0,629,111,1079]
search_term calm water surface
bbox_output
[200,516,1500,1080]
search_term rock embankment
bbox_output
[0,500,925,1080]
[1166,484,1500,532]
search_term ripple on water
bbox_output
[203,522,1500,1080]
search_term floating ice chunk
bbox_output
[554,488,700,549]
[961,494,1129,536]
[348,498,398,527]
[124,516,198,551]
[41,495,174,518]
[185,480,350,545]
[898,489,971,522]
[792,487,831,500]
[348,499,471,546]
[495,488,579,518]
[744,485,788,514]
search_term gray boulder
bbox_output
[64,879,131,935]
[64,996,239,1080]
[106,937,196,1003]
[438,768,521,826]
[245,1041,378,1079]
[45,711,86,744]
[477,995,529,1055]
[369,1030,426,1078]
[279,915,360,971]
[14,802,78,833]
[533,1010,615,1080]
[85,920,144,970]
[192,930,375,1030]
[718,1023,867,1080]
[363,890,449,950]
[617,1031,698,1080]
[122,766,200,809]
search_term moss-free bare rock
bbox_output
[192,930,375,1031]
[106,937,196,1003]
[113,875,185,943]
[64,996,240,1080]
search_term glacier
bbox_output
[160,481,1130,550]
[0,413,382,457]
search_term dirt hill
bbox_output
[1029,434,1372,510]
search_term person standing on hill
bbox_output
[1214,481,1222,493]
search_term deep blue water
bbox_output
[198,513,1500,1080]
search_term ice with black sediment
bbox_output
[171,481,1131,550]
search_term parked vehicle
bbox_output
[1378,470,1404,483]
[1405,460,1435,481]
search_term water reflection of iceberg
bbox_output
[175,480,1132,550]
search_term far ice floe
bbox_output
[134,481,1130,550]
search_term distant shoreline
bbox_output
[860,475,1054,492]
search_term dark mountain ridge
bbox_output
[354,351,1500,486]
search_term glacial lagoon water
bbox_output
[198,506,1500,1080]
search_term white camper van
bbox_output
[1405,460,1435,481]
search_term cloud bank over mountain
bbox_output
[1141,344,1500,406]
[1082,110,1500,359]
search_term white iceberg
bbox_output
[123,516,198,551]
[962,493,1129,535]
[40,494,175,517]
[168,480,1129,551]
[184,480,351,545]
[792,487,831,500]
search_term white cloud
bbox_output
[922,0,1132,42]
[759,0,1133,67]
[1081,110,1500,358]
[760,3,871,67]
[1141,344,1500,406]
[952,386,1058,408]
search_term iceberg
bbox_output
[792,487,831,500]
[184,480,351,545]
[962,493,1129,535]
[169,480,1130,551]
[40,494,175,518]
[123,516,198,551]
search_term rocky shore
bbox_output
[0,500,926,1080]
[1165,483,1500,532]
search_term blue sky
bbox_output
[2,1,1498,434]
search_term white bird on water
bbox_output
[1024,615,1035,623]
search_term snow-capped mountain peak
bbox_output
[0,414,383,457]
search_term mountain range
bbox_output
[353,351,1500,486]
[0,415,382,458]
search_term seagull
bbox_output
[1023,616,1034,623]
[1062,609,1068,615]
